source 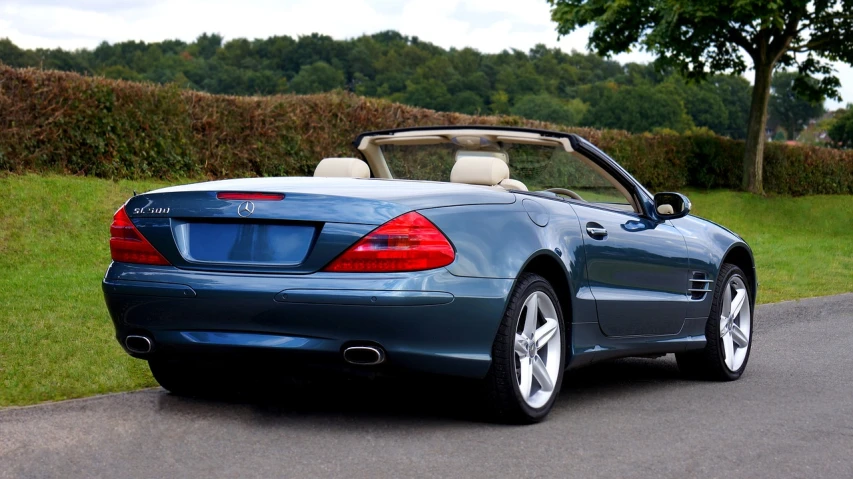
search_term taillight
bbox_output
[109,206,170,265]
[323,212,455,273]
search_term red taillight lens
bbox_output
[216,192,285,201]
[323,212,455,273]
[109,207,170,265]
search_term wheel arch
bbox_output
[722,243,757,305]
[516,251,573,323]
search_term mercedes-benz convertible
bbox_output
[103,126,756,422]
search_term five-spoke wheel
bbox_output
[719,275,751,372]
[514,291,561,409]
[677,263,753,380]
[485,273,566,423]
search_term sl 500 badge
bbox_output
[132,207,171,214]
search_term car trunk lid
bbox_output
[123,177,513,274]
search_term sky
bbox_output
[1,0,850,109]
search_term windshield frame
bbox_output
[353,126,653,218]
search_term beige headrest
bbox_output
[453,149,509,164]
[499,178,528,191]
[450,156,510,186]
[314,157,370,178]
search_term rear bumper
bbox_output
[103,263,513,379]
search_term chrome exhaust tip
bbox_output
[343,346,385,366]
[125,335,153,354]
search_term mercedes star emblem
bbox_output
[237,201,255,217]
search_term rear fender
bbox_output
[419,198,594,323]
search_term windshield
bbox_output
[380,142,629,205]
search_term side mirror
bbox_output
[654,192,691,220]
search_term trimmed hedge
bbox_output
[1,66,851,195]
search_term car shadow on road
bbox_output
[152,356,686,425]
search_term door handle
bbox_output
[586,226,608,237]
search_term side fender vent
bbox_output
[688,272,713,300]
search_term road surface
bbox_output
[2,294,852,478]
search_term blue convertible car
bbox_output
[103,126,756,422]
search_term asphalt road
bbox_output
[2,294,852,479]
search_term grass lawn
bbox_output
[1,175,172,407]
[685,189,853,304]
[1,174,851,407]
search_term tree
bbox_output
[403,78,452,111]
[712,75,753,139]
[194,33,223,60]
[289,61,345,94]
[496,62,545,99]
[769,71,825,140]
[683,83,730,134]
[828,107,853,149]
[451,91,485,114]
[100,65,143,81]
[490,90,511,114]
[548,1,853,193]
[0,38,37,67]
[511,93,585,125]
[585,84,693,132]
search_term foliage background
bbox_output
[0,32,765,138]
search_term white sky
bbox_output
[1,0,850,109]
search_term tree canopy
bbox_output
[0,33,763,138]
[769,71,826,139]
[511,94,587,126]
[0,27,837,147]
[548,0,853,193]
[828,107,853,148]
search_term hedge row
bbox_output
[1,66,851,195]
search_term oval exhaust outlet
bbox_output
[343,346,385,365]
[125,335,153,354]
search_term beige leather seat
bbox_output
[450,156,528,191]
[314,157,370,178]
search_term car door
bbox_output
[507,139,690,336]
[569,203,689,336]
[524,141,689,337]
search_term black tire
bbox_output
[483,273,567,423]
[676,263,753,381]
[148,359,224,397]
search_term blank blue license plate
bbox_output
[185,222,315,264]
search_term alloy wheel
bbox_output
[720,275,751,372]
[514,291,561,409]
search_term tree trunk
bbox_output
[743,62,774,194]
